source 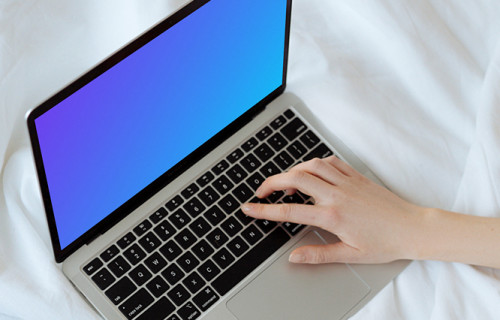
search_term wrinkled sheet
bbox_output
[1,0,500,319]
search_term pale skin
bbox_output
[241,156,500,269]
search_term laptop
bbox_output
[26,0,409,319]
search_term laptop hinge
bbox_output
[86,232,102,246]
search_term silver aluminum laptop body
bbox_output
[27,1,409,319]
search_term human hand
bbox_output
[241,156,425,264]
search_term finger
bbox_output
[241,202,331,228]
[324,156,358,177]
[255,170,334,200]
[288,158,347,186]
[288,243,361,264]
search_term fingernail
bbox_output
[289,253,306,263]
[241,203,253,213]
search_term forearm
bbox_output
[414,208,500,269]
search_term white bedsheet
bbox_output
[1,0,500,319]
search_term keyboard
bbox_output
[83,109,334,320]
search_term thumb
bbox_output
[289,243,361,264]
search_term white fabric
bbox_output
[1,0,500,319]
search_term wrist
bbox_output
[406,206,442,261]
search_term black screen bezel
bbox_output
[27,0,292,263]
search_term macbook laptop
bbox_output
[26,0,409,319]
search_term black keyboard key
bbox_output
[100,245,119,263]
[268,132,287,151]
[270,115,287,130]
[123,244,147,266]
[175,229,197,250]
[117,232,136,250]
[160,240,183,262]
[232,183,253,202]
[226,164,248,184]
[178,302,201,320]
[193,286,219,312]
[206,228,229,249]
[108,256,132,278]
[196,172,214,188]
[137,297,175,320]
[119,288,154,320]
[167,315,181,320]
[213,248,235,269]
[183,272,206,294]
[256,219,277,234]
[105,276,136,305]
[204,205,225,226]
[241,137,258,152]
[212,159,229,175]
[254,143,275,162]
[92,268,116,290]
[139,232,161,253]
[162,264,185,286]
[234,209,255,226]
[166,195,185,212]
[274,151,295,170]
[83,257,103,276]
[260,161,280,178]
[246,172,266,191]
[282,222,305,236]
[241,225,263,246]
[181,183,199,200]
[298,190,313,202]
[189,217,212,237]
[168,284,191,306]
[241,154,261,173]
[144,252,168,274]
[198,260,221,282]
[250,196,270,204]
[281,117,307,141]
[304,143,334,161]
[129,264,152,287]
[177,251,200,273]
[227,236,249,257]
[150,207,168,224]
[300,130,320,149]
[218,194,240,214]
[192,239,215,261]
[133,220,152,237]
[268,191,285,203]
[282,193,306,204]
[287,140,308,160]
[198,186,220,207]
[220,217,243,237]
[154,220,176,241]
[284,109,295,119]
[256,126,273,141]
[146,276,170,298]
[168,208,191,229]
[183,197,206,218]
[196,171,215,188]
[212,227,290,296]
[226,148,244,164]
[212,175,234,195]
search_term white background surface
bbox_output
[1,0,500,319]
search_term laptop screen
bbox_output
[31,0,288,253]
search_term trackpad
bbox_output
[227,231,370,320]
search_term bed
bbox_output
[1,0,500,319]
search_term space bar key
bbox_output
[212,227,290,296]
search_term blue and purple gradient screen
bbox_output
[34,0,287,250]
